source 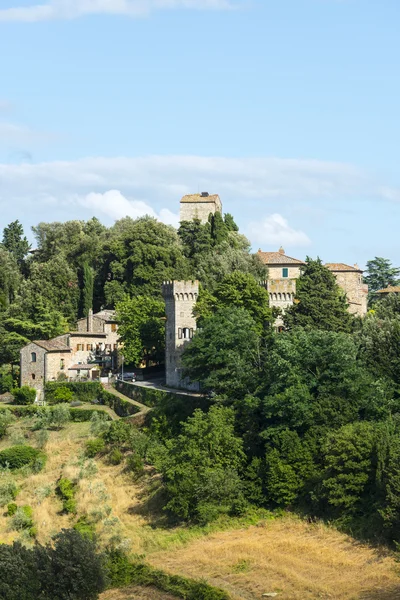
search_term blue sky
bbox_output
[1,0,400,267]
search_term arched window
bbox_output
[182,327,192,339]
[31,352,37,363]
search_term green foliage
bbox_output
[160,405,245,522]
[48,386,74,405]
[109,448,123,465]
[182,307,263,398]
[81,262,94,318]
[0,445,45,470]
[105,550,230,599]
[90,411,110,437]
[34,428,49,449]
[103,420,133,446]
[364,256,400,301]
[0,480,18,507]
[178,219,213,261]
[12,386,36,405]
[57,478,77,514]
[73,516,96,540]
[283,257,354,332]
[48,404,71,429]
[0,409,14,438]
[116,295,165,366]
[10,505,34,532]
[2,220,30,266]
[7,502,17,516]
[195,271,272,334]
[0,541,41,600]
[126,453,145,478]
[358,311,400,387]
[85,438,106,458]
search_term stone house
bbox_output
[180,192,222,224]
[20,310,120,397]
[257,248,368,318]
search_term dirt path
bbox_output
[102,384,152,417]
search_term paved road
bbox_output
[123,378,203,398]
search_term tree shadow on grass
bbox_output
[359,588,400,600]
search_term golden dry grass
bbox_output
[100,586,177,599]
[149,517,400,600]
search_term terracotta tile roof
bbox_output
[257,249,305,265]
[180,193,220,204]
[376,286,400,294]
[93,310,116,321]
[33,340,71,352]
[325,263,363,273]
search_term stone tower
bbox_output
[180,192,222,224]
[162,280,199,390]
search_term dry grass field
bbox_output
[148,518,400,600]
[1,418,400,600]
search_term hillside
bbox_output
[0,412,399,600]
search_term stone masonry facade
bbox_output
[180,193,222,224]
[162,280,199,391]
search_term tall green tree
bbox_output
[364,257,400,299]
[2,220,30,266]
[182,307,263,399]
[209,211,228,245]
[178,219,213,261]
[195,271,272,334]
[160,405,246,522]
[82,262,94,318]
[116,295,165,366]
[283,257,354,332]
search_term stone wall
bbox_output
[180,198,222,224]
[268,265,302,280]
[162,280,199,390]
[331,271,368,317]
[45,350,74,383]
[20,343,47,392]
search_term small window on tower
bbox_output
[32,373,36,380]
[189,329,194,339]
[282,268,289,278]
[111,323,117,332]
[60,359,65,370]
[31,352,37,363]
[178,328,182,339]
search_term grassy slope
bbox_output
[0,418,399,599]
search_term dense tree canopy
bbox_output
[283,258,354,332]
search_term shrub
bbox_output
[50,404,71,429]
[90,411,110,437]
[103,420,132,446]
[73,516,96,540]
[0,409,14,439]
[10,505,34,531]
[0,373,14,393]
[109,449,123,465]
[49,386,74,405]
[85,438,105,458]
[0,446,45,470]
[12,386,36,405]
[7,502,17,516]
[35,428,49,449]
[56,478,77,514]
[0,481,18,506]
[126,453,145,479]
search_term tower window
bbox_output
[178,328,182,339]
[31,352,37,363]
[282,268,289,278]
[60,359,65,370]
[183,327,190,339]
[32,373,36,380]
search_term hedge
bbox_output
[106,551,230,600]
[0,446,46,470]
[44,383,140,418]
[0,405,112,422]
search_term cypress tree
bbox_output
[82,263,94,318]
[283,257,354,332]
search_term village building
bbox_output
[257,248,368,318]
[20,309,119,399]
[180,192,222,224]
[376,285,400,296]
[162,280,200,391]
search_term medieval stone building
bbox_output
[20,309,120,399]
[257,248,368,318]
[162,280,199,391]
[180,192,222,224]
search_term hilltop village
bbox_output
[19,192,369,394]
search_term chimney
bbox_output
[87,308,93,332]
[279,246,285,255]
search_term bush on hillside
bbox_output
[48,386,74,405]
[56,478,77,514]
[85,438,105,458]
[109,448,123,465]
[0,446,45,470]
[103,420,132,446]
[0,481,18,507]
[12,386,36,405]
[0,409,14,439]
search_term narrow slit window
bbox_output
[178,328,182,339]
[31,352,37,363]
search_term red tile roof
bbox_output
[376,286,400,294]
[32,340,71,352]
[257,249,305,265]
[325,263,363,273]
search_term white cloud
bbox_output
[0,121,53,145]
[246,213,311,248]
[77,189,179,226]
[0,0,236,22]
